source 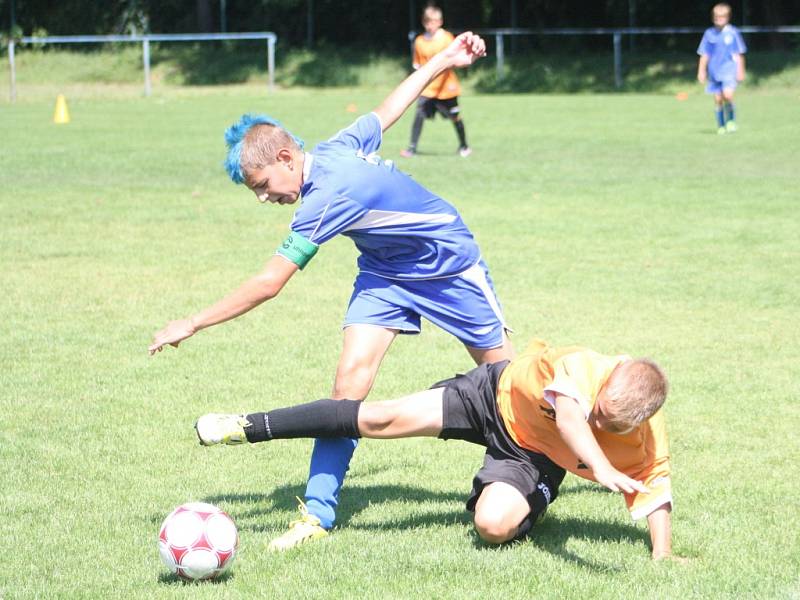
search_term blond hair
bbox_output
[240,124,301,172]
[603,359,668,428]
[224,113,304,184]
[423,5,443,23]
[712,3,732,17]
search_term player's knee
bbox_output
[333,360,376,400]
[473,511,517,544]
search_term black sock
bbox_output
[454,119,468,148]
[244,399,362,443]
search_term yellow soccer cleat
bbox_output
[195,413,250,446]
[268,500,329,552]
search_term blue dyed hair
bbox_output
[223,114,305,185]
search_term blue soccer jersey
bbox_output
[287,113,481,280]
[697,25,747,81]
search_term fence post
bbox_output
[267,36,275,92]
[613,32,622,89]
[142,37,152,97]
[9,40,16,103]
[495,33,505,82]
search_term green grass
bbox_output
[1,86,799,598]
[2,45,799,99]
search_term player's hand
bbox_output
[149,319,196,355]
[697,72,707,84]
[443,32,486,68]
[737,71,745,82]
[593,464,650,495]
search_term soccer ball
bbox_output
[158,502,238,581]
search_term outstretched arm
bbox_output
[554,395,650,495]
[149,255,298,354]
[374,31,485,133]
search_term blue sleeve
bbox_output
[697,31,711,55]
[289,191,368,245]
[323,113,383,154]
[734,28,747,53]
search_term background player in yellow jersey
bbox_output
[400,5,472,158]
[197,339,675,560]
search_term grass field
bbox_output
[2,84,799,598]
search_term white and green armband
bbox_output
[276,231,319,270]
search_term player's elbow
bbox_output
[252,273,284,301]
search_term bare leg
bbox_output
[465,330,515,365]
[358,388,444,438]
[473,481,531,544]
[332,324,399,400]
[304,324,397,529]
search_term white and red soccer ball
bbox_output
[158,502,238,581]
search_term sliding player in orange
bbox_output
[197,339,675,559]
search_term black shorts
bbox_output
[417,96,460,120]
[433,362,566,525]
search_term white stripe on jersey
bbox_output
[344,209,456,231]
[308,201,332,243]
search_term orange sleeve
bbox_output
[622,411,673,520]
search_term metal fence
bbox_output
[409,26,800,88]
[7,31,277,102]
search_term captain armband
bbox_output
[276,231,319,270]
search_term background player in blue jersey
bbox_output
[697,3,747,134]
[149,31,514,550]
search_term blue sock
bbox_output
[715,108,725,128]
[304,437,358,529]
[725,102,736,122]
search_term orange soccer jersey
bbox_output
[414,29,461,100]
[496,339,672,520]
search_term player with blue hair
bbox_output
[223,114,305,184]
[150,31,515,551]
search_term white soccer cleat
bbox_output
[195,414,250,446]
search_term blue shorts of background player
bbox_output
[149,32,514,551]
[704,76,737,95]
[697,3,747,134]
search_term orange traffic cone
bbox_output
[53,94,70,124]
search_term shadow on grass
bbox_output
[157,570,234,586]
[152,41,265,85]
[527,515,647,570]
[203,482,471,533]
[153,42,405,87]
[199,480,648,569]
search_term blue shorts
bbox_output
[344,261,508,349]
[706,77,737,94]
